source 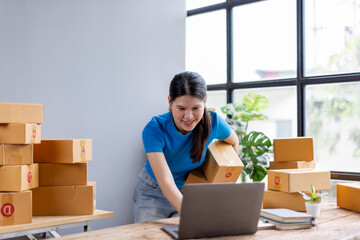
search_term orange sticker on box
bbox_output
[80,140,86,162]
[30,125,37,143]
[1,194,14,225]
[275,176,280,185]
[1,203,14,217]
[27,171,32,184]
[225,172,232,178]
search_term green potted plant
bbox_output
[299,184,327,217]
[221,93,272,182]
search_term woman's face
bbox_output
[169,95,206,135]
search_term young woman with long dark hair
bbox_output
[133,71,239,223]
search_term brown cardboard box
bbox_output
[273,137,314,162]
[267,169,331,193]
[39,163,87,186]
[337,182,360,213]
[0,191,32,226]
[32,184,94,216]
[34,139,92,163]
[0,164,39,191]
[263,190,307,211]
[185,168,209,184]
[201,140,244,182]
[269,160,316,170]
[0,102,43,124]
[0,124,41,144]
[0,144,33,166]
[88,181,96,211]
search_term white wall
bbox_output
[0,0,185,236]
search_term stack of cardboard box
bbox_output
[263,137,331,211]
[0,102,43,226]
[185,140,244,184]
[32,139,95,216]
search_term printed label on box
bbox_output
[1,203,14,217]
[27,171,32,183]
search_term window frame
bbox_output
[187,0,360,181]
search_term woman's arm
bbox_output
[222,129,239,154]
[147,152,183,213]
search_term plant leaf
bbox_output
[298,191,312,200]
[243,93,269,112]
[241,131,272,157]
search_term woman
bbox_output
[133,71,239,223]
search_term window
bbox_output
[186,0,360,180]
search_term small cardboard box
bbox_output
[0,123,41,144]
[0,164,39,191]
[0,102,43,124]
[267,169,330,193]
[185,167,209,184]
[32,184,94,216]
[39,163,87,186]
[273,137,314,162]
[201,140,244,183]
[0,144,33,166]
[263,190,307,212]
[34,139,92,163]
[269,160,316,170]
[0,191,32,226]
[337,182,360,213]
[88,181,96,210]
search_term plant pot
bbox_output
[305,202,321,217]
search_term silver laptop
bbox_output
[162,182,265,239]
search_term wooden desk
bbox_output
[59,202,360,240]
[0,209,114,240]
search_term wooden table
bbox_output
[0,209,114,240]
[59,202,360,240]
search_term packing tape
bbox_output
[1,145,4,166]
[1,193,15,226]
[80,140,86,162]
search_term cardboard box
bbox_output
[32,184,94,216]
[0,144,33,166]
[0,102,43,124]
[201,140,244,183]
[263,190,307,212]
[269,160,316,170]
[185,168,209,184]
[267,169,331,193]
[337,182,360,212]
[273,137,314,162]
[88,181,96,210]
[0,123,41,144]
[0,164,39,191]
[39,163,87,186]
[0,191,32,226]
[34,139,92,163]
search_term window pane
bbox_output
[206,90,227,118]
[186,10,226,84]
[186,0,224,10]
[305,0,360,76]
[306,82,360,172]
[233,0,296,82]
[233,87,297,141]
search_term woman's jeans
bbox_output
[133,166,179,223]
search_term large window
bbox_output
[186,0,360,180]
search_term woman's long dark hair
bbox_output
[169,71,211,163]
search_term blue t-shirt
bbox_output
[142,111,231,189]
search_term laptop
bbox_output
[162,182,265,239]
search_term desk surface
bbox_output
[0,209,114,234]
[59,202,360,240]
